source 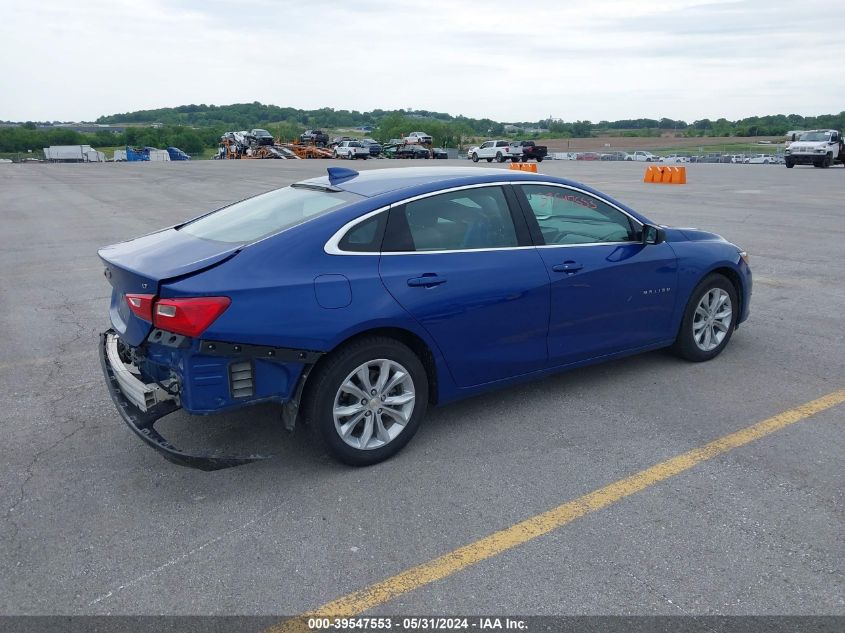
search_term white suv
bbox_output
[333,141,369,160]
[402,132,433,145]
[468,140,522,163]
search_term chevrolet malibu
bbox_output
[99,167,751,470]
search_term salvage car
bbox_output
[402,131,433,145]
[99,166,752,470]
[384,144,430,159]
[360,138,383,157]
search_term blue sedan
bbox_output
[99,167,752,469]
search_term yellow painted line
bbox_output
[270,389,845,632]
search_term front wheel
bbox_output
[823,153,832,168]
[672,274,738,362]
[471,153,479,163]
[305,337,429,466]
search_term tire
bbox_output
[521,157,527,163]
[672,273,738,362]
[471,153,479,163]
[496,152,505,163]
[536,157,544,162]
[333,151,338,159]
[813,161,822,168]
[785,160,794,168]
[304,337,429,466]
[823,153,832,168]
[486,158,492,163]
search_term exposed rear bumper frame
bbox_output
[99,330,271,471]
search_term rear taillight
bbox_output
[152,297,231,338]
[125,294,155,321]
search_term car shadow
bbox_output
[151,348,689,477]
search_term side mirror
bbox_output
[642,224,666,245]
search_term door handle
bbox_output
[407,274,447,288]
[552,261,583,274]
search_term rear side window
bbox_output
[383,187,519,252]
[338,213,386,252]
[519,184,637,245]
[180,186,360,244]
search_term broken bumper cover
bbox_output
[99,330,271,471]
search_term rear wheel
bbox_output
[486,158,492,163]
[496,152,504,163]
[305,337,428,466]
[672,274,738,362]
[537,156,544,162]
[785,160,794,168]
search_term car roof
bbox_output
[292,167,651,226]
[297,166,610,201]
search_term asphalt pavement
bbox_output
[0,159,842,617]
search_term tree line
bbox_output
[4,105,845,155]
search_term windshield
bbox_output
[179,187,360,244]
[799,132,831,142]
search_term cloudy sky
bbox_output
[2,0,844,123]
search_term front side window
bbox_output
[180,186,360,244]
[383,187,519,252]
[519,185,637,245]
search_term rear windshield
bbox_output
[179,186,361,244]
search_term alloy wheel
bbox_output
[692,288,732,351]
[332,359,416,450]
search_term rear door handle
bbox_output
[407,274,447,288]
[552,261,583,273]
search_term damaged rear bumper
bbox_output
[99,330,271,471]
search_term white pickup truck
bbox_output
[784,129,844,168]
[333,140,370,160]
[626,151,660,162]
[468,140,522,163]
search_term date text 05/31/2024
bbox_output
[306,617,528,630]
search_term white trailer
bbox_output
[147,149,171,162]
[43,145,105,162]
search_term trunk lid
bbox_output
[99,228,240,345]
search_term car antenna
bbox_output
[327,167,359,183]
